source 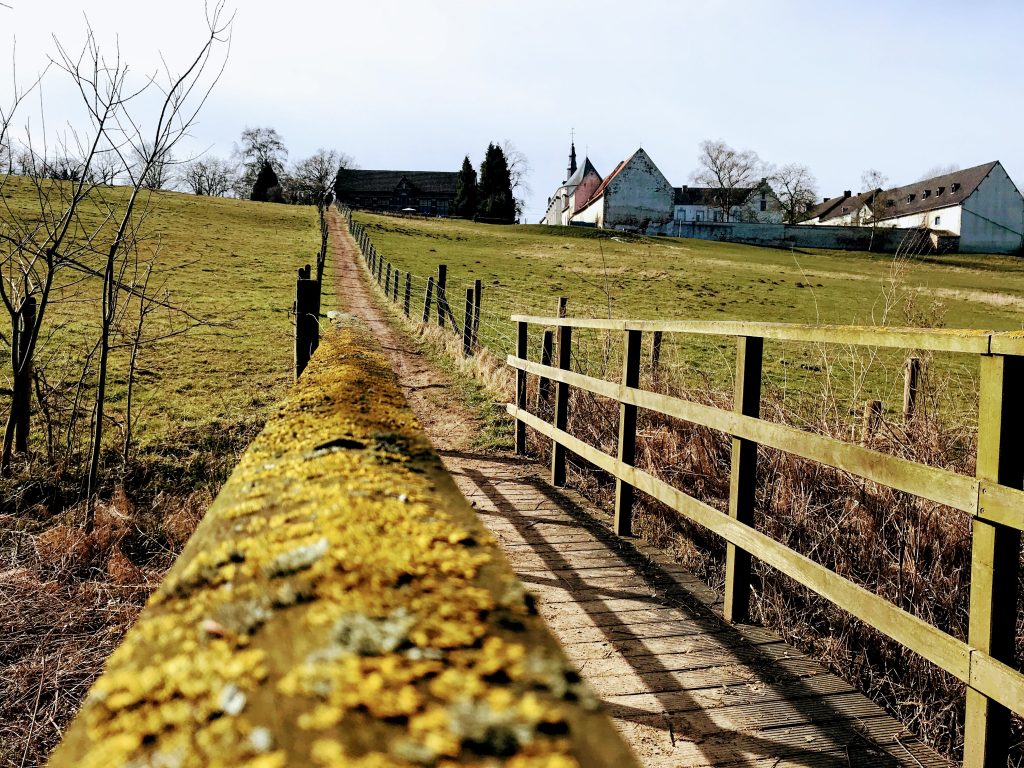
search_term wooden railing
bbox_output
[507,315,1024,768]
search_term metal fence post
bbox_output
[422,277,434,324]
[294,269,321,379]
[463,288,474,357]
[404,272,412,317]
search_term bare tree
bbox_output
[182,156,236,196]
[0,3,233,530]
[691,139,765,222]
[501,139,531,221]
[918,163,959,181]
[860,169,893,249]
[291,148,354,280]
[770,162,818,224]
[135,142,174,190]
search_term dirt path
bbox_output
[326,211,479,451]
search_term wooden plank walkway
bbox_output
[442,449,953,768]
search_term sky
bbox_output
[3,0,1023,221]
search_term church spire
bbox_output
[567,139,577,179]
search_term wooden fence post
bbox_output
[392,271,399,303]
[463,288,474,357]
[376,253,384,285]
[903,356,921,423]
[963,354,1024,768]
[385,263,392,296]
[294,269,321,380]
[13,296,36,452]
[650,330,663,384]
[515,320,528,454]
[423,277,434,324]
[403,273,412,317]
[472,279,482,350]
[537,329,553,411]
[551,305,571,487]
[861,400,883,444]
[723,335,763,624]
[437,265,447,328]
[614,329,642,536]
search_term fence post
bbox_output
[403,273,412,317]
[861,400,883,444]
[463,288,474,357]
[537,329,554,411]
[392,272,399,304]
[650,330,663,384]
[515,321,528,454]
[963,354,1024,768]
[294,269,321,380]
[903,356,921,423]
[423,277,434,324]
[614,329,642,536]
[472,279,482,350]
[13,296,36,452]
[376,252,384,285]
[437,265,447,328]
[723,335,763,624]
[385,263,392,296]
[551,304,571,487]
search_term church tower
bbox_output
[567,141,577,180]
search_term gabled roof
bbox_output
[817,189,880,223]
[335,169,459,195]
[565,157,599,188]
[576,152,634,214]
[674,185,756,207]
[872,161,999,220]
[802,195,848,223]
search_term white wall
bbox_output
[573,195,604,227]
[960,164,1024,253]
[602,149,674,229]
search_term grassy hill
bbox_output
[1,176,322,453]
[353,211,1024,420]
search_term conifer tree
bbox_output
[452,156,478,218]
[251,160,284,202]
[476,143,515,223]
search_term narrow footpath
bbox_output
[326,211,950,768]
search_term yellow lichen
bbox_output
[47,323,633,768]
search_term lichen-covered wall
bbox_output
[48,320,637,768]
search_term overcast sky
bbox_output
[4,1,1023,220]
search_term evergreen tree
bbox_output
[251,160,284,202]
[452,156,478,218]
[476,143,515,223]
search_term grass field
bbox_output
[353,211,1024,427]
[1,175,322,453]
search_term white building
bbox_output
[571,147,674,231]
[672,180,784,225]
[543,143,602,226]
[802,162,1024,254]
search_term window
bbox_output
[923,189,931,199]
[907,194,915,203]
[937,186,945,195]
[951,182,961,193]
[760,199,767,212]
[696,211,704,222]
[934,215,942,226]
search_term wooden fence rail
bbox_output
[507,313,1024,768]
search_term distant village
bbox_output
[333,142,1024,255]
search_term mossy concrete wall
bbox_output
[49,320,638,768]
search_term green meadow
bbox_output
[353,211,1024,425]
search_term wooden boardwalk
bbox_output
[443,450,953,768]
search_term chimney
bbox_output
[843,190,851,198]
[823,197,830,202]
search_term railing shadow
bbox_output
[444,450,921,768]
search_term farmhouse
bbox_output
[672,180,784,224]
[802,162,1024,253]
[571,148,674,231]
[334,169,458,217]
[543,143,602,226]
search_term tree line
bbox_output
[451,141,530,224]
